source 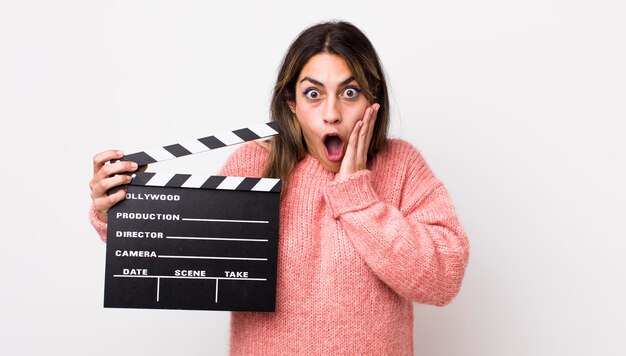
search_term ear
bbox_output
[287,100,296,114]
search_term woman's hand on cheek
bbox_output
[335,103,380,181]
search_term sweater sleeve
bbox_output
[89,204,108,242]
[323,150,470,306]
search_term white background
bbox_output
[1,1,625,355]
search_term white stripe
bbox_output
[182,218,268,224]
[158,255,267,261]
[248,123,279,138]
[143,147,176,162]
[251,178,280,192]
[179,139,210,154]
[217,176,245,190]
[181,174,209,188]
[214,131,244,146]
[167,236,268,242]
[215,280,219,303]
[146,172,177,186]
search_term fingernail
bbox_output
[131,162,138,170]
[117,150,124,156]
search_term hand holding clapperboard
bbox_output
[104,122,281,312]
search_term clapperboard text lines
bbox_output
[115,232,269,242]
[114,212,269,224]
[112,200,271,305]
[182,218,268,224]
[166,236,268,242]
[158,255,267,261]
[113,274,268,303]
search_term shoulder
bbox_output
[371,138,440,198]
[382,138,418,153]
[219,141,269,177]
[231,140,270,160]
[374,138,426,168]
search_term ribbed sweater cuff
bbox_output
[324,170,380,219]
[89,204,108,242]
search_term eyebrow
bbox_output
[299,76,356,87]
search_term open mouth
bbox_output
[323,134,344,162]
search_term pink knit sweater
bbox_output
[90,139,469,355]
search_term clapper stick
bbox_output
[104,121,282,312]
[129,172,281,193]
[119,122,279,166]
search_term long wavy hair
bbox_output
[264,21,390,192]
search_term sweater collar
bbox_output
[294,154,335,181]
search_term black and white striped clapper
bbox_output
[104,122,281,312]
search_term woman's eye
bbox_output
[342,87,361,99]
[304,89,321,100]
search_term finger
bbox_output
[345,114,365,161]
[93,150,124,175]
[355,119,367,169]
[93,188,127,222]
[336,120,363,181]
[90,161,132,191]
[365,103,379,135]
[93,188,127,215]
[96,160,138,182]
[342,118,364,172]
[363,103,379,156]
[356,105,377,167]
[91,174,132,200]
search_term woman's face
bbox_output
[289,53,370,173]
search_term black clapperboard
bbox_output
[104,123,280,312]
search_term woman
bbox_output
[90,20,470,355]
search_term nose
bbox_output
[323,96,341,125]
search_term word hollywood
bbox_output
[126,193,180,201]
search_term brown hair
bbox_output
[264,21,390,192]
